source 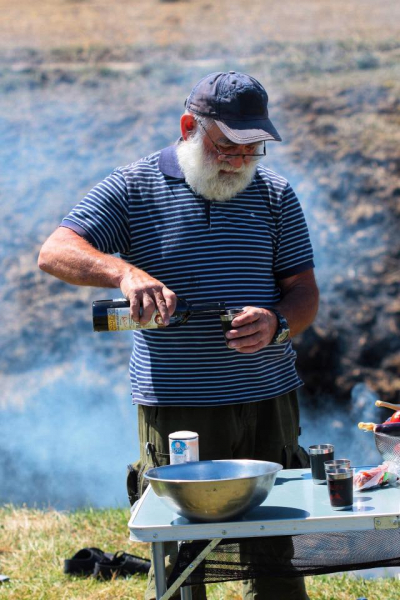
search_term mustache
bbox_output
[177,134,258,202]
[217,163,248,173]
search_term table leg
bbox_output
[152,538,221,600]
[178,539,192,600]
[152,541,167,599]
[180,585,193,600]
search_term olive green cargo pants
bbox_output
[137,391,310,600]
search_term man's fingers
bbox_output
[228,331,264,350]
[234,341,265,354]
[120,270,177,326]
[131,286,177,325]
[163,287,177,317]
[140,292,158,324]
[128,295,142,323]
[227,307,278,349]
[229,307,255,327]
[226,322,259,339]
[154,290,171,325]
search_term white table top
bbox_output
[128,468,400,543]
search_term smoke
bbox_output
[298,383,383,466]
[0,71,187,509]
[0,351,136,509]
[1,52,396,509]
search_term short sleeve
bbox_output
[61,169,130,255]
[273,183,315,279]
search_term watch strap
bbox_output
[269,308,290,344]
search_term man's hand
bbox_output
[224,307,278,353]
[38,227,177,326]
[224,269,319,353]
[119,269,177,326]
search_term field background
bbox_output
[1,0,399,48]
[1,1,400,597]
[0,0,399,526]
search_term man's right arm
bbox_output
[38,227,176,325]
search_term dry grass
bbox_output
[0,506,399,599]
[0,0,399,52]
[0,3,399,599]
[0,505,149,600]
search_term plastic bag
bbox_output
[354,462,400,491]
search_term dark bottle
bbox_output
[92,297,226,332]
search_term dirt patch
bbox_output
[1,0,399,52]
[1,1,400,405]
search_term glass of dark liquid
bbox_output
[220,309,244,347]
[324,459,351,472]
[326,467,354,510]
[309,444,334,484]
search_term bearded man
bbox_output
[38,71,319,600]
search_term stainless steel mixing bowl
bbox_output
[144,459,282,522]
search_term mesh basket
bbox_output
[374,431,400,465]
[168,530,400,586]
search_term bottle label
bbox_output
[107,308,164,330]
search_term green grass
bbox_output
[1,506,399,599]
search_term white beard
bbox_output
[176,134,258,202]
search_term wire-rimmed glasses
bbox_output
[196,119,266,162]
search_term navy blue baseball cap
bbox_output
[185,71,282,144]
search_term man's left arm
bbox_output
[225,269,319,353]
[274,268,319,337]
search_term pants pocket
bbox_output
[283,444,310,469]
[126,459,141,506]
[127,441,165,506]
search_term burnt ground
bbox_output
[2,38,399,406]
[0,1,399,507]
[280,81,400,403]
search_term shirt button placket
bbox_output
[210,202,215,231]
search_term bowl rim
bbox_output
[374,431,400,438]
[144,458,283,484]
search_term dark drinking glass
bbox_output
[309,444,334,484]
[220,309,244,347]
[327,468,354,510]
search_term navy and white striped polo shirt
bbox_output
[61,145,314,406]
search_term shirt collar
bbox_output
[158,144,184,179]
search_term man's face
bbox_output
[176,121,260,202]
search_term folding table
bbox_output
[128,467,400,600]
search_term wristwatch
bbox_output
[269,309,290,344]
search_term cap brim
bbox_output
[215,118,282,144]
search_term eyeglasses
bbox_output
[196,119,266,162]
